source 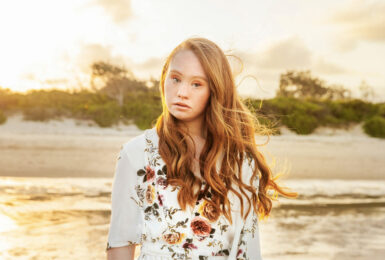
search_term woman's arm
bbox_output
[106,245,137,260]
[106,140,144,259]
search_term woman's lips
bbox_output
[174,104,190,109]
[174,102,190,108]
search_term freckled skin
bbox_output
[164,49,210,125]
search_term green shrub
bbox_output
[282,111,318,134]
[122,92,161,129]
[0,87,21,110]
[263,97,324,115]
[133,104,159,130]
[362,116,385,138]
[258,97,324,134]
[328,99,378,122]
[87,102,121,127]
[347,99,378,120]
[22,107,56,121]
[4,85,383,134]
[321,114,343,126]
[0,109,7,125]
[377,103,385,117]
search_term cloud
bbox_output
[256,36,313,70]
[227,35,350,98]
[233,36,311,73]
[133,57,165,79]
[233,36,348,76]
[229,36,314,98]
[21,73,37,81]
[312,57,348,75]
[93,0,133,23]
[136,57,164,72]
[72,36,349,96]
[75,43,128,74]
[234,36,313,73]
[328,0,385,51]
[42,78,69,85]
[20,73,69,89]
[74,43,165,82]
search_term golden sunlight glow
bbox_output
[0,212,17,253]
[0,0,384,100]
[0,212,17,233]
[0,0,108,92]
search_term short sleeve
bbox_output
[236,209,263,260]
[106,143,144,251]
[236,157,263,260]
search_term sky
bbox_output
[0,0,384,102]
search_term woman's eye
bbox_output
[192,83,201,87]
[171,77,180,83]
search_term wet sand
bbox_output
[0,177,384,259]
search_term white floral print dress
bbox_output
[106,127,263,260]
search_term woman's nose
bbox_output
[177,82,189,98]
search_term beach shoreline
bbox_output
[1,114,384,180]
[1,115,385,260]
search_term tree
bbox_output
[359,80,375,102]
[277,70,351,101]
[277,70,328,99]
[90,61,147,106]
[324,84,352,100]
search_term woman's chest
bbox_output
[137,163,234,234]
[134,155,243,257]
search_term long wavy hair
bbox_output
[154,37,297,224]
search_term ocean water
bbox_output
[0,177,384,260]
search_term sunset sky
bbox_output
[0,0,384,101]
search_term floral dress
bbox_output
[106,127,263,260]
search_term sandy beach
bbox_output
[1,114,385,260]
[0,114,384,180]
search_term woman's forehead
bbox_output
[168,50,207,79]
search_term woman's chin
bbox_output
[171,113,194,122]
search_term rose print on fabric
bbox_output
[143,184,161,221]
[198,200,220,222]
[162,232,186,244]
[190,216,214,241]
[145,165,155,182]
[157,193,164,206]
[182,238,198,256]
[237,249,243,257]
[182,240,197,250]
[164,206,182,220]
[156,177,168,189]
[157,164,168,176]
[146,185,155,204]
[137,165,155,183]
[212,248,230,256]
[143,202,160,221]
[107,129,261,259]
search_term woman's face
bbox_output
[164,49,210,123]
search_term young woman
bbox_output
[106,37,297,260]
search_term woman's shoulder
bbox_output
[121,128,157,155]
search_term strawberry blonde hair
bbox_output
[154,37,297,224]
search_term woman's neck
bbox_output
[177,116,207,139]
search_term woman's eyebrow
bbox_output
[170,69,208,82]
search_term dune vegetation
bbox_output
[0,63,384,138]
